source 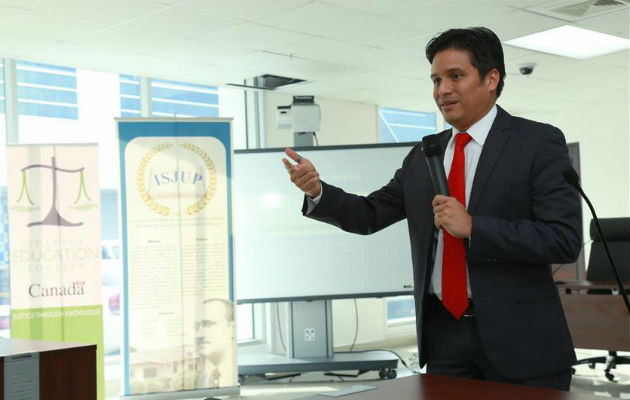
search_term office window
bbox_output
[0,60,5,114]
[120,74,141,117]
[0,59,6,185]
[0,60,8,338]
[0,188,8,315]
[236,303,266,345]
[151,79,218,117]
[379,107,436,143]
[387,296,415,324]
[237,304,254,341]
[17,61,78,120]
[17,61,81,145]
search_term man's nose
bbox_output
[437,80,453,95]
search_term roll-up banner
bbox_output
[117,119,237,399]
[6,143,105,400]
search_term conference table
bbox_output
[297,374,610,400]
[556,280,630,351]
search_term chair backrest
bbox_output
[586,217,630,282]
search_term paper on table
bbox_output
[318,385,376,397]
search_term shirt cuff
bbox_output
[305,184,322,214]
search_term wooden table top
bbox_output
[556,280,629,290]
[297,374,609,400]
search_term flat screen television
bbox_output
[233,143,416,303]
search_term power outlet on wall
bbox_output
[304,328,316,342]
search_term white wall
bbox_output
[218,86,247,150]
[545,100,629,220]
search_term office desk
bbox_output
[556,280,630,350]
[0,338,96,400]
[297,374,607,400]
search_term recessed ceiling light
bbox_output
[504,25,630,59]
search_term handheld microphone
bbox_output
[421,134,450,195]
[562,166,630,315]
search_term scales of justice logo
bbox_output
[137,142,217,216]
[11,156,97,227]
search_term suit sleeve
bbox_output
[303,152,412,235]
[469,128,582,265]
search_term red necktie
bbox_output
[442,132,472,319]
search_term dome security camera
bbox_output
[519,64,536,75]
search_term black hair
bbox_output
[425,27,506,98]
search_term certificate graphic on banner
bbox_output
[6,143,105,400]
[117,119,236,399]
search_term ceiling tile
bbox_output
[0,31,61,58]
[576,9,630,39]
[26,0,168,25]
[74,26,179,54]
[476,9,565,41]
[508,52,623,87]
[26,42,139,72]
[485,0,552,8]
[180,0,312,22]
[384,33,436,55]
[267,36,378,63]
[385,0,515,31]
[140,37,254,64]
[148,60,259,87]
[0,0,42,8]
[594,50,629,68]
[197,23,311,53]
[117,6,241,39]
[0,10,107,41]
[257,2,431,47]
[503,45,538,62]
[330,47,427,80]
[317,0,439,18]
[219,51,364,84]
[0,4,23,23]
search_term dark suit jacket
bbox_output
[304,105,582,380]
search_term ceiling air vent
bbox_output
[529,0,629,21]
[227,74,305,91]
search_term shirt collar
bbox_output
[452,104,497,147]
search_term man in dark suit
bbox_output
[282,27,581,390]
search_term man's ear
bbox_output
[485,68,500,93]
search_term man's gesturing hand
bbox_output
[432,194,472,238]
[282,148,321,198]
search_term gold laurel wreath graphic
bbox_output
[136,142,217,216]
[179,142,217,215]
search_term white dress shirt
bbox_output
[430,105,497,299]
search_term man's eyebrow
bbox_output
[431,67,465,79]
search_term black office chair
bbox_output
[573,217,630,382]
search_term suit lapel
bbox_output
[468,106,512,214]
